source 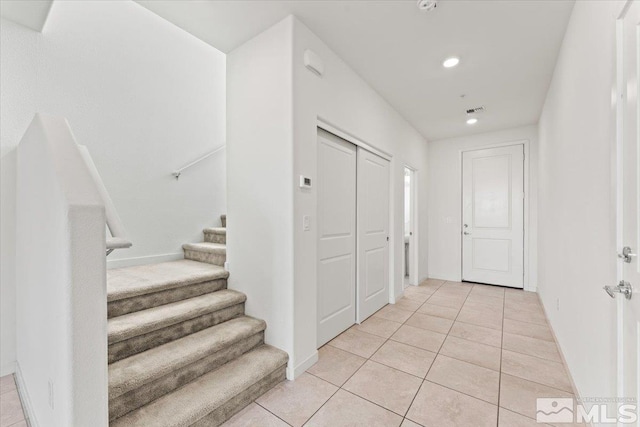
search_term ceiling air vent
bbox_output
[466,106,485,114]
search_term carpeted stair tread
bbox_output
[108,290,246,344]
[107,260,228,302]
[203,227,226,235]
[110,345,288,427]
[109,316,266,400]
[182,242,226,253]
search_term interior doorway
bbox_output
[404,167,417,287]
[461,144,525,288]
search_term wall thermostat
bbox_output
[299,175,312,188]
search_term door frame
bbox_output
[317,118,396,317]
[458,139,533,291]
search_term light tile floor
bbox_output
[225,279,583,427]
[0,375,27,427]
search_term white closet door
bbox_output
[357,147,390,321]
[462,144,524,288]
[317,129,357,346]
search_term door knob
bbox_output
[603,281,633,300]
[463,231,471,235]
[618,246,637,263]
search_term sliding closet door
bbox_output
[357,148,390,322]
[317,129,357,346]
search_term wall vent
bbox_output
[466,106,485,114]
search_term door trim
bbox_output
[403,165,419,287]
[458,139,533,291]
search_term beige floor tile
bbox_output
[505,290,541,304]
[503,333,561,362]
[425,295,466,309]
[8,421,27,427]
[416,303,459,320]
[501,350,573,393]
[470,285,505,297]
[343,361,422,415]
[403,288,431,303]
[420,279,446,288]
[371,340,436,378]
[405,313,453,334]
[504,298,543,311]
[504,318,554,342]
[0,375,16,395]
[426,355,500,404]
[435,287,470,297]
[462,298,504,311]
[328,329,386,358]
[374,305,414,323]
[439,335,501,371]
[400,419,422,427]
[305,389,402,427]
[308,345,366,386]
[499,373,574,420]
[391,324,446,352]
[499,408,550,427]
[393,297,423,312]
[256,373,337,427]
[456,307,503,330]
[448,322,503,348]
[504,306,547,325]
[353,316,402,339]
[406,381,498,427]
[223,403,289,427]
[0,391,25,427]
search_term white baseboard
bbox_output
[107,252,183,269]
[287,350,318,380]
[15,362,39,427]
[1,361,16,377]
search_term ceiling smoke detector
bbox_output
[417,0,438,12]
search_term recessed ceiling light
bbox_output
[466,117,478,125]
[443,57,460,68]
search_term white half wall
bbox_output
[1,1,226,373]
[537,0,622,405]
[427,125,538,290]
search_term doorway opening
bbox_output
[404,167,417,287]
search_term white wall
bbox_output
[227,16,430,378]
[291,17,430,377]
[1,0,226,374]
[427,125,538,290]
[226,17,295,373]
[0,18,37,376]
[537,0,622,404]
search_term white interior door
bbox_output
[462,145,524,288]
[317,129,357,346]
[617,0,640,416]
[357,148,390,322]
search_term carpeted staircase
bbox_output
[107,214,288,426]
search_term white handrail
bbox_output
[77,145,132,254]
[172,144,225,180]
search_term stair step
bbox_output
[108,290,245,363]
[109,316,266,421]
[203,227,226,244]
[107,260,228,318]
[110,345,288,427]
[183,242,226,266]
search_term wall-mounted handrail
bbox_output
[173,144,225,180]
[77,145,132,255]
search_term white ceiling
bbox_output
[1,0,53,32]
